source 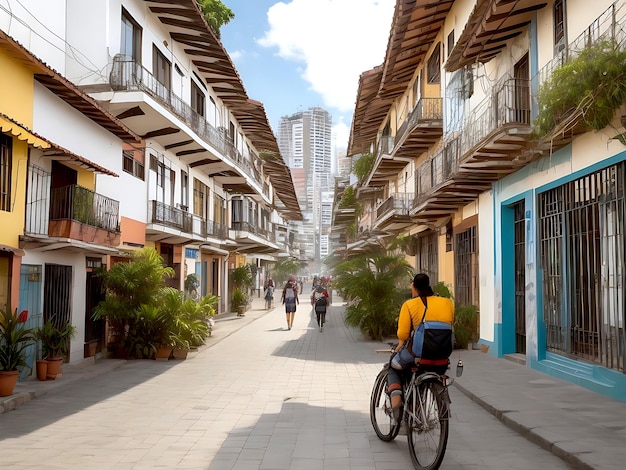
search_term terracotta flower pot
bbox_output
[0,370,19,397]
[155,347,172,361]
[46,357,64,379]
[36,359,49,381]
[172,348,189,360]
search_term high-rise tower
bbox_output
[278,107,333,265]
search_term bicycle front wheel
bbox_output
[370,368,400,442]
[406,379,449,470]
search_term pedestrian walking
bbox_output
[311,284,329,331]
[281,278,299,330]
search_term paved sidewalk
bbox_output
[2,295,625,469]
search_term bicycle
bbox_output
[370,343,462,470]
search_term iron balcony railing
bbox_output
[50,184,120,232]
[413,75,530,205]
[377,135,394,156]
[394,98,443,147]
[150,200,193,233]
[376,193,414,220]
[149,201,229,240]
[110,57,266,197]
[535,0,626,91]
[460,77,531,157]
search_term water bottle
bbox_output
[456,359,464,377]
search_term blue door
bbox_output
[18,265,43,381]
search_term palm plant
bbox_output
[93,247,174,358]
[36,318,77,359]
[271,258,301,285]
[230,265,253,291]
[333,249,413,341]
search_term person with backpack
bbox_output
[387,273,454,422]
[281,278,299,330]
[311,285,329,331]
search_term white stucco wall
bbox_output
[478,190,496,342]
[33,82,124,174]
[20,250,88,365]
[0,0,66,72]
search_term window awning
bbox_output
[0,114,50,149]
[0,243,26,257]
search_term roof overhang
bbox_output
[446,0,548,72]
[0,30,140,143]
[348,0,453,156]
[143,0,302,221]
[1,112,118,176]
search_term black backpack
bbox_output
[315,295,327,311]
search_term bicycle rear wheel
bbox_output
[406,379,449,470]
[370,368,400,441]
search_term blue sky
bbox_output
[220,0,396,150]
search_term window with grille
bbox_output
[193,178,208,218]
[121,8,141,61]
[0,134,11,212]
[122,150,144,180]
[191,79,205,117]
[180,171,189,211]
[152,45,171,90]
[447,31,454,57]
[554,0,566,52]
[454,225,479,307]
[214,194,225,224]
[427,43,441,84]
[539,162,626,372]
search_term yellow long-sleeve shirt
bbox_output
[397,295,454,342]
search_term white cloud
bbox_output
[229,50,243,61]
[258,0,395,113]
[333,119,349,151]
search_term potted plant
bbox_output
[0,307,35,396]
[231,288,248,315]
[92,247,175,359]
[36,317,77,379]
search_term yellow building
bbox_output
[0,41,50,311]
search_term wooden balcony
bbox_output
[412,77,532,222]
[374,193,414,231]
[48,185,121,246]
[110,58,266,196]
[147,200,229,244]
[393,98,443,159]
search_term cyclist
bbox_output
[387,273,454,422]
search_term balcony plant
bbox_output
[36,318,77,379]
[534,38,626,139]
[352,152,374,184]
[0,308,35,396]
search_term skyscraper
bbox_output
[278,107,333,265]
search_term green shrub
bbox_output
[231,288,248,312]
[454,305,478,349]
[334,249,413,341]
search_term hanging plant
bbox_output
[352,152,375,184]
[534,38,626,138]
